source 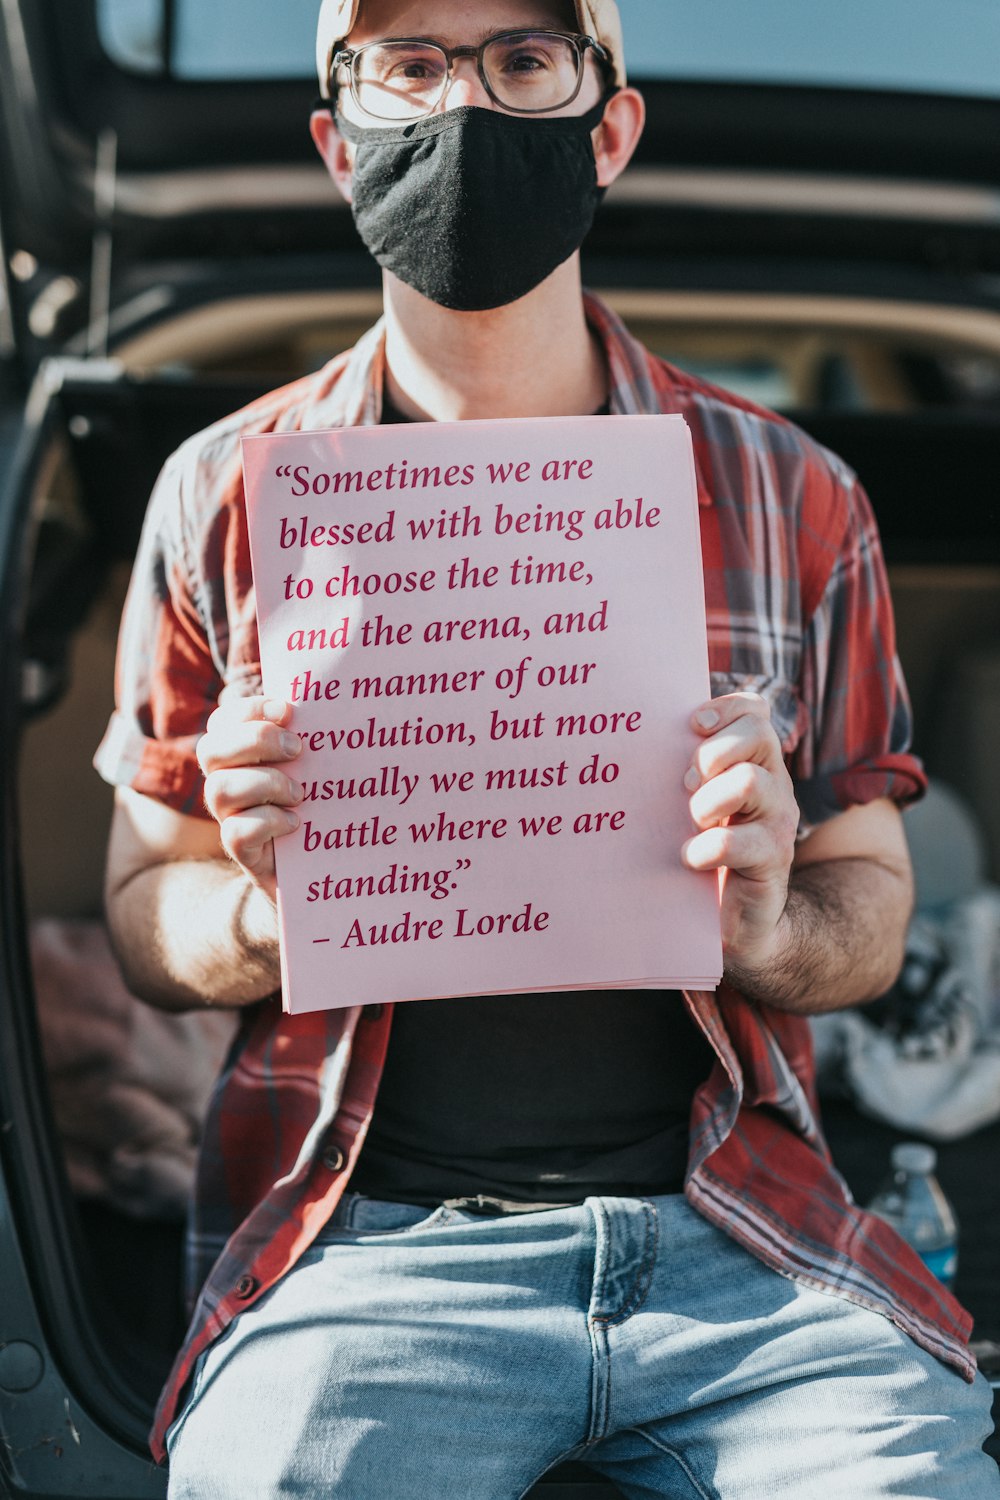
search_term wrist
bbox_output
[234,878,280,971]
[720,874,792,995]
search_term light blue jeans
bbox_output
[166,1193,999,1498]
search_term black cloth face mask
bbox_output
[335,98,609,312]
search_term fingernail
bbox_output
[288,780,304,803]
[264,699,286,720]
[285,809,300,830]
[695,709,720,729]
[281,732,301,756]
[684,766,701,792]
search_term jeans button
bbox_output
[323,1145,346,1172]
[234,1274,258,1300]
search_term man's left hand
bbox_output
[681,691,799,976]
[680,691,915,1014]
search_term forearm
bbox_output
[107,855,281,1012]
[723,855,913,1016]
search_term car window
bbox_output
[621,0,1000,98]
[96,0,318,77]
[96,0,1000,98]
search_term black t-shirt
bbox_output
[352,388,715,1209]
[351,990,716,1206]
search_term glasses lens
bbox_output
[354,41,448,119]
[483,32,581,112]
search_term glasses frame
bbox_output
[330,29,610,121]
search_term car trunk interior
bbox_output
[5,288,1000,1476]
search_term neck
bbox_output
[381,259,608,422]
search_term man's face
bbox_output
[336,0,605,126]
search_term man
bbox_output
[96,1,999,1494]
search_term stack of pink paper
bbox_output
[242,414,722,1013]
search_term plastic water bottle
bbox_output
[867,1143,959,1288]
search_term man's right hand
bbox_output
[197,697,304,901]
[103,698,304,1011]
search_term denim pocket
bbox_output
[321,1193,453,1238]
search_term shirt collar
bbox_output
[300,292,713,508]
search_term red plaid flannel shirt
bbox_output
[95,295,971,1465]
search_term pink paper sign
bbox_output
[241,415,722,1012]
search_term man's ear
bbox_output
[310,108,355,202]
[592,87,646,190]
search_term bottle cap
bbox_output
[892,1142,937,1174]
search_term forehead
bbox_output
[347,0,578,46]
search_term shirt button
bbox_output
[362,1004,385,1022]
[234,1275,258,1300]
[323,1145,346,1172]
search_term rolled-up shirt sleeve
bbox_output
[94,452,225,818]
[791,474,926,827]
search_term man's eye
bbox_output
[367,47,445,86]
[507,51,546,72]
[502,49,552,75]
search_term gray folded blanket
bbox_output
[30,917,237,1218]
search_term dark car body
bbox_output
[1,3,999,1494]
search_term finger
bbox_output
[682,820,785,879]
[206,696,294,732]
[219,805,300,875]
[688,762,776,831]
[685,713,785,789]
[197,718,302,777]
[691,691,771,736]
[204,766,303,823]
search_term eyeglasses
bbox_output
[330,30,610,122]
